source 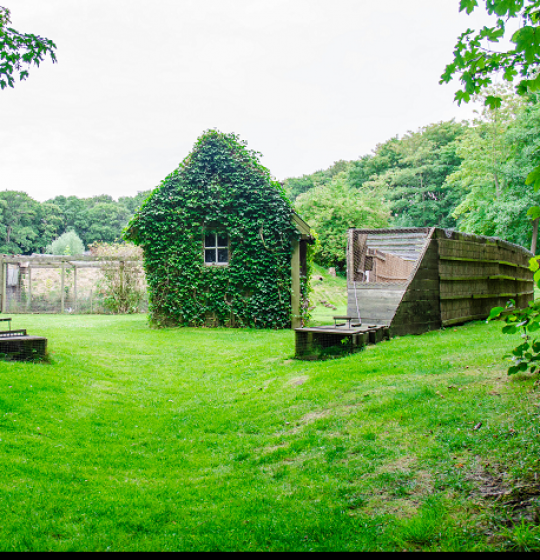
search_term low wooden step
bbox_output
[0,335,47,362]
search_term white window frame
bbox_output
[204,231,229,267]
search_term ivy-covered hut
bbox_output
[126,130,312,329]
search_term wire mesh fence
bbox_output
[0,332,48,362]
[0,256,148,315]
[347,228,432,288]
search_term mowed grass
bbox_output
[0,314,539,551]
[309,265,348,325]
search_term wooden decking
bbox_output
[0,318,48,361]
[294,322,389,360]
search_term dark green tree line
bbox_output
[0,191,151,255]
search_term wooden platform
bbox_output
[0,334,48,362]
[294,324,389,360]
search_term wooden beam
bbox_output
[291,240,301,329]
[1,255,141,264]
[439,256,531,269]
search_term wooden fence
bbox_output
[0,255,146,315]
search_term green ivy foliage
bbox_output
[126,130,306,329]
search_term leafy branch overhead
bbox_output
[442,1,540,212]
[0,5,57,90]
[441,0,540,107]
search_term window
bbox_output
[204,232,229,266]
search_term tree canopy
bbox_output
[0,5,57,90]
[288,120,470,268]
[441,0,540,108]
[46,230,85,256]
[441,0,540,192]
[0,191,151,255]
[295,174,389,269]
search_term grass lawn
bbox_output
[0,313,539,551]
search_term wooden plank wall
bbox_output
[390,236,441,337]
[391,229,534,335]
[348,229,534,337]
[433,230,534,327]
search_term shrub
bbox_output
[46,231,85,255]
[91,242,146,314]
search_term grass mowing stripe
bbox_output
[0,314,539,551]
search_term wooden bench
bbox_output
[0,318,12,332]
[333,316,363,328]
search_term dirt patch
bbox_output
[287,376,309,387]
[467,457,540,526]
[299,410,331,424]
[357,455,436,517]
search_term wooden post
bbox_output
[60,261,65,314]
[73,265,78,314]
[291,239,301,329]
[0,257,5,314]
[347,229,355,285]
[27,266,32,313]
[532,219,539,256]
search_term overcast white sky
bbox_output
[0,0,494,201]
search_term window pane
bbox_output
[205,234,216,248]
[205,249,216,264]
[217,234,228,248]
[218,249,229,264]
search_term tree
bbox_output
[295,173,389,269]
[446,2,540,376]
[84,202,131,246]
[0,6,57,90]
[118,191,153,214]
[373,121,468,228]
[447,89,540,248]
[284,161,353,201]
[0,191,40,254]
[35,201,64,251]
[46,230,85,256]
[441,0,540,107]
[441,0,540,189]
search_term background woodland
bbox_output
[2,89,539,269]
